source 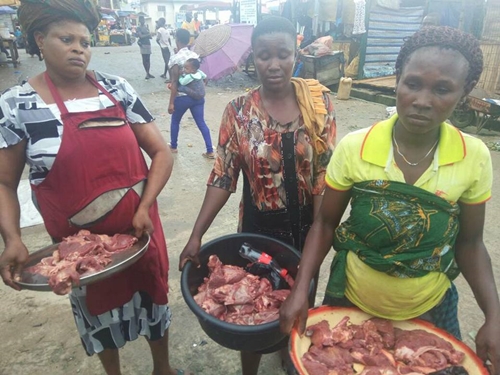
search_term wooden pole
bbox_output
[312,0,320,36]
[357,0,372,79]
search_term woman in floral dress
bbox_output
[179,16,336,375]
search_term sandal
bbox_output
[202,152,215,159]
[168,143,178,153]
[174,370,194,375]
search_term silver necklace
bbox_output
[392,131,439,167]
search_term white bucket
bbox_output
[0,27,10,39]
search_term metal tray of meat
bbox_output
[16,233,150,291]
[289,306,489,375]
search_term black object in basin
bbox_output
[181,233,312,352]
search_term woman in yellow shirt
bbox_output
[280,26,500,374]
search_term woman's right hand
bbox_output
[0,239,29,290]
[178,237,201,271]
[280,287,310,336]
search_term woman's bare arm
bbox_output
[130,121,173,237]
[280,187,351,334]
[0,140,29,289]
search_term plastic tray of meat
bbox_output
[289,306,489,375]
[16,232,150,292]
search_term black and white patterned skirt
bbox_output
[70,287,172,356]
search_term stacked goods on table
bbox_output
[26,230,137,295]
[194,254,292,325]
[301,316,468,375]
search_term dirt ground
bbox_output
[1,45,500,375]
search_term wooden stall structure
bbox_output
[352,0,500,97]
[476,0,500,95]
[477,42,500,95]
[301,52,345,87]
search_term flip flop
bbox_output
[202,152,215,159]
[168,143,178,153]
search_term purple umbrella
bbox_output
[193,24,254,81]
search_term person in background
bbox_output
[0,1,191,375]
[166,58,206,103]
[179,16,336,375]
[136,15,154,80]
[167,29,214,159]
[193,13,201,34]
[280,26,500,375]
[125,27,132,45]
[156,17,172,82]
[177,58,206,99]
[0,41,10,59]
[14,26,24,48]
[181,12,196,45]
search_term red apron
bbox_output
[31,72,169,315]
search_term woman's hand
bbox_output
[168,103,175,114]
[132,206,154,238]
[279,287,309,335]
[0,239,29,291]
[476,319,500,375]
[178,237,201,271]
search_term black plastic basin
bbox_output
[181,233,310,352]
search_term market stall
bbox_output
[96,18,111,46]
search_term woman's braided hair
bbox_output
[395,26,483,87]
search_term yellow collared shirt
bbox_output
[325,115,492,320]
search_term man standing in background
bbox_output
[156,17,173,82]
[136,15,154,80]
[181,12,197,45]
[193,13,201,34]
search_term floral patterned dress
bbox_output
[207,87,336,250]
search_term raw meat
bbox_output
[27,230,137,295]
[306,320,335,348]
[359,367,399,375]
[394,329,465,371]
[301,317,466,375]
[194,255,292,325]
[302,345,354,375]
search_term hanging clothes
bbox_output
[342,0,356,37]
[353,0,367,35]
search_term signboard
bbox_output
[239,0,258,25]
[175,13,185,28]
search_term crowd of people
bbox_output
[0,1,499,375]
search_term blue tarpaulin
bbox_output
[363,5,425,78]
[0,6,16,14]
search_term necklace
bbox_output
[392,131,439,167]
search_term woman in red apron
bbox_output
[0,1,189,375]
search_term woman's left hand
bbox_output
[476,319,500,374]
[132,206,154,238]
